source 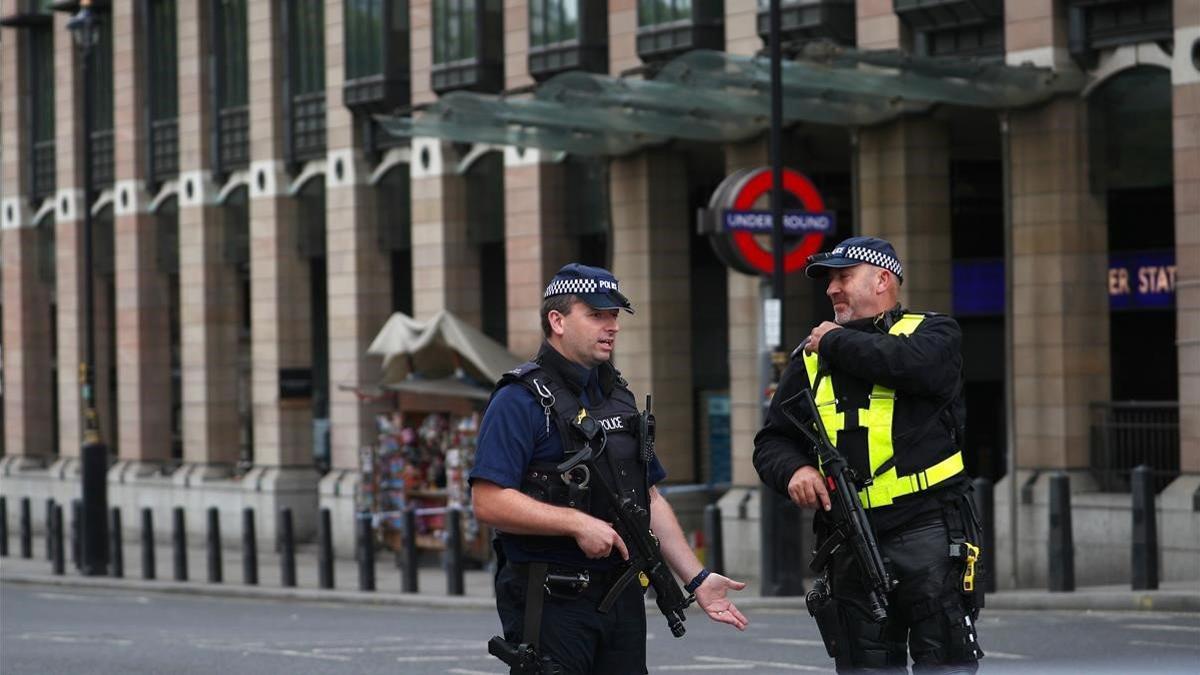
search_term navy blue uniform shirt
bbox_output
[470,360,666,568]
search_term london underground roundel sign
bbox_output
[699,167,835,276]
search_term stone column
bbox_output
[0,14,54,470]
[410,139,482,325]
[1162,0,1200,580]
[725,0,760,56]
[608,150,693,479]
[1,223,55,465]
[319,0,394,547]
[857,0,904,51]
[609,0,638,74]
[503,150,573,358]
[236,0,319,544]
[1009,100,1108,476]
[1004,0,1073,70]
[51,10,86,466]
[857,118,953,313]
[111,1,172,472]
[1171,3,1200,476]
[177,0,241,477]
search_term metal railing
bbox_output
[1088,401,1179,493]
[31,138,57,202]
[217,106,249,172]
[90,129,115,190]
[150,117,179,183]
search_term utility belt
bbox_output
[510,561,635,603]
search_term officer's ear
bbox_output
[547,309,568,337]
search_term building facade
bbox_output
[1,0,1196,586]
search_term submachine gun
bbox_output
[560,395,694,638]
[781,388,895,624]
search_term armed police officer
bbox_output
[753,237,984,673]
[472,263,747,675]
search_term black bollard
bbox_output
[109,508,123,578]
[51,504,65,576]
[971,477,996,594]
[19,497,32,559]
[1131,465,1159,590]
[207,507,222,584]
[760,486,806,596]
[141,508,156,580]
[172,507,188,582]
[45,498,54,559]
[80,440,109,576]
[357,511,375,592]
[317,508,334,590]
[401,507,418,593]
[445,507,464,596]
[242,508,258,586]
[279,508,296,588]
[703,503,724,576]
[1047,473,1075,592]
[0,496,7,557]
[71,499,82,570]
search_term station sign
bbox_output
[699,167,835,276]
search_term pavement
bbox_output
[1,539,1197,614]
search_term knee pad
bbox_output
[910,599,984,669]
[834,605,907,671]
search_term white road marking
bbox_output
[693,655,833,672]
[981,650,1028,660]
[755,638,827,647]
[656,663,754,670]
[1128,640,1200,651]
[395,655,494,663]
[190,640,352,662]
[16,632,132,647]
[34,592,149,604]
[1124,624,1200,633]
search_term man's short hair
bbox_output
[541,294,577,338]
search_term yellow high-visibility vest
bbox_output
[803,313,964,508]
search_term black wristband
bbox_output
[684,568,711,594]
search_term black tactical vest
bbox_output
[493,360,652,555]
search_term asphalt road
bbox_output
[2,583,1197,674]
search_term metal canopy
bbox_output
[376,43,1085,157]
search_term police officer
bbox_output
[472,263,747,675]
[753,237,984,673]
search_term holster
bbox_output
[487,637,562,675]
[942,489,985,612]
[805,574,843,658]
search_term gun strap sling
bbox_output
[523,562,549,650]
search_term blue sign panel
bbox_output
[950,250,1176,316]
[952,259,1005,316]
[722,209,835,234]
[1108,250,1176,310]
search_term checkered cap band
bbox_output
[842,245,904,280]
[544,277,613,298]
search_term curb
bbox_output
[4,572,1198,613]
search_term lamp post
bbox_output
[67,0,108,577]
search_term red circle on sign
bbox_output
[730,168,826,275]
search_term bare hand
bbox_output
[571,513,630,560]
[803,321,842,355]
[788,465,831,511]
[695,574,749,631]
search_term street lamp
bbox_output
[67,0,108,577]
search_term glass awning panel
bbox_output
[376,44,1085,157]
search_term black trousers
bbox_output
[495,562,648,675]
[828,515,982,674]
